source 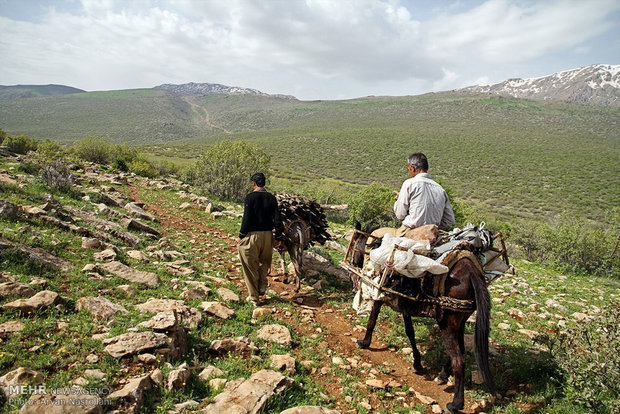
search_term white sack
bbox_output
[368,233,448,278]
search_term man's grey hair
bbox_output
[407,153,429,171]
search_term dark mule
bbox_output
[277,220,309,292]
[350,224,495,413]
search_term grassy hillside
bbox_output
[1,90,618,223]
[156,93,620,224]
[0,89,211,144]
[0,84,85,100]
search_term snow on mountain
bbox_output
[461,64,620,106]
[154,82,296,99]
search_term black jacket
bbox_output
[239,189,284,240]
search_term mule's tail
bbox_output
[471,267,496,396]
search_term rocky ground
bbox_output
[0,151,618,413]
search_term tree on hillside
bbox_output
[0,128,7,144]
[190,140,271,201]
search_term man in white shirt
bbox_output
[371,153,455,241]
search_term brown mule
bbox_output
[350,225,495,413]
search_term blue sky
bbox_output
[1,0,618,100]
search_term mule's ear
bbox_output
[355,221,361,231]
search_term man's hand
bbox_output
[273,240,282,248]
[394,190,399,200]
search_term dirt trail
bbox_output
[129,186,476,413]
[184,96,232,134]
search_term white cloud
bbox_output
[0,0,618,99]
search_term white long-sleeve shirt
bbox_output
[393,173,455,229]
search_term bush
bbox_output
[128,158,158,178]
[191,140,271,201]
[40,162,75,193]
[72,136,112,164]
[511,211,619,277]
[551,303,620,413]
[0,128,7,144]
[347,182,396,228]
[36,139,65,161]
[4,134,38,154]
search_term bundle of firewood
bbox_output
[276,192,331,245]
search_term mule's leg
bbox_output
[357,300,383,349]
[402,315,424,373]
[288,244,304,292]
[279,249,288,275]
[437,320,467,384]
[440,323,466,413]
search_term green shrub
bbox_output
[511,211,619,277]
[347,182,396,228]
[112,156,129,172]
[552,303,620,413]
[128,158,158,178]
[0,128,7,144]
[16,161,40,175]
[4,134,38,154]
[36,138,65,161]
[72,136,112,164]
[191,140,271,201]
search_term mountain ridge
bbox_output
[460,64,620,106]
[154,82,297,100]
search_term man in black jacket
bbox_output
[237,172,284,305]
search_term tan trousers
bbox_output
[238,231,273,301]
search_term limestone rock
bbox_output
[76,296,128,320]
[0,282,35,299]
[117,285,137,296]
[127,250,150,262]
[99,261,161,287]
[198,366,225,382]
[0,199,19,220]
[82,264,98,273]
[270,354,296,375]
[200,301,235,319]
[0,367,43,398]
[217,287,240,302]
[93,248,118,262]
[108,374,152,413]
[167,363,191,391]
[257,324,293,347]
[0,320,24,333]
[137,311,178,331]
[136,298,202,328]
[202,370,294,414]
[252,307,272,319]
[21,205,47,216]
[1,290,59,313]
[150,369,164,385]
[121,218,161,237]
[125,202,156,222]
[103,331,169,358]
[209,337,258,357]
[280,407,341,414]
[181,288,208,301]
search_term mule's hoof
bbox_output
[446,401,463,413]
[356,339,370,349]
[413,363,424,375]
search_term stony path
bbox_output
[130,186,478,413]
